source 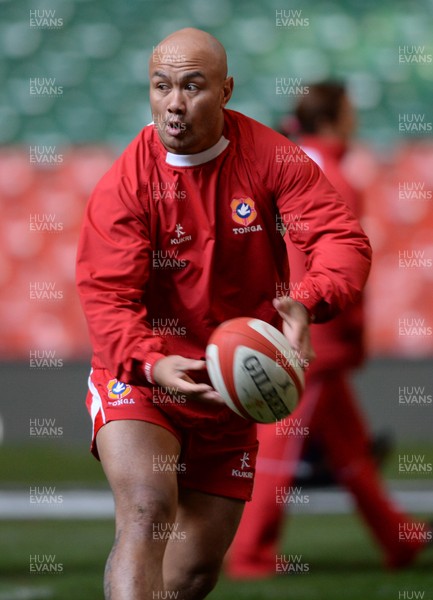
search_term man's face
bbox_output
[149,51,233,154]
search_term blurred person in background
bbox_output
[226,82,431,579]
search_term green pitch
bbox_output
[1,514,432,600]
[1,443,432,599]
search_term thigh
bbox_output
[96,420,181,523]
[163,487,244,580]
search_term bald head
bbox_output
[148,27,233,155]
[150,28,228,81]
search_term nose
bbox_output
[167,88,186,114]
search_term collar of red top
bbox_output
[165,135,230,167]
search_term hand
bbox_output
[273,297,316,367]
[152,355,225,404]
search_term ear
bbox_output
[221,76,234,108]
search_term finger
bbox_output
[282,320,313,368]
[171,378,214,395]
[273,298,300,331]
[273,296,293,314]
[167,377,225,404]
[298,332,316,366]
[178,359,207,372]
[282,319,303,350]
[171,361,207,382]
[176,373,196,385]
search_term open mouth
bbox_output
[166,121,186,136]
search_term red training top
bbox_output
[76,109,371,386]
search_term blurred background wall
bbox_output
[0,0,432,445]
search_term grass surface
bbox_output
[1,515,432,600]
[1,444,432,599]
[0,444,107,486]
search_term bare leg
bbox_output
[163,488,245,599]
[97,420,181,599]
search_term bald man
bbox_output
[76,28,371,599]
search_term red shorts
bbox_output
[86,368,258,501]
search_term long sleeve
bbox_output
[76,153,166,385]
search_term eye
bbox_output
[185,83,199,91]
[156,82,170,91]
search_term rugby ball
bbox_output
[206,317,304,423]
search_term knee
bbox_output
[169,560,221,598]
[114,484,175,540]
